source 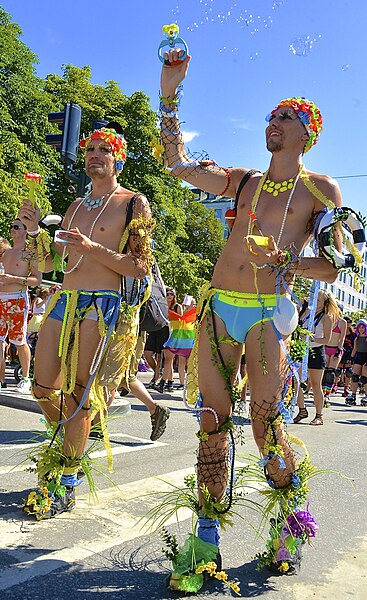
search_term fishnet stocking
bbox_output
[160,97,230,195]
[196,436,230,503]
[251,396,296,489]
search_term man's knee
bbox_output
[352,373,360,383]
[335,368,342,378]
[345,367,354,378]
[32,381,59,401]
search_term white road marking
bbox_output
[0,462,257,591]
[0,434,167,475]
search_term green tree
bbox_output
[0,8,225,296]
[0,8,53,237]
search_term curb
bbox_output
[0,391,131,417]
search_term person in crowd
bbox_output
[0,219,42,393]
[154,288,183,393]
[322,302,346,404]
[338,317,355,396]
[294,290,339,424]
[27,286,50,333]
[345,319,367,406]
[177,295,196,390]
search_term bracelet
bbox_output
[27,227,40,237]
[218,167,231,196]
[160,95,179,105]
[160,104,179,118]
[256,262,271,270]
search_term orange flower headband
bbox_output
[267,97,323,152]
[80,128,128,171]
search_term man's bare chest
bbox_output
[66,200,129,247]
[4,250,30,273]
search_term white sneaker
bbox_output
[16,377,32,394]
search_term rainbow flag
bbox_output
[165,307,196,350]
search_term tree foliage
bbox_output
[0,8,225,299]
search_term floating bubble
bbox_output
[193,230,200,237]
[342,64,350,71]
[219,46,227,53]
[195,252,203,259]
[68,184,77,194]
[289,36,313,56]
[250,51,260,60]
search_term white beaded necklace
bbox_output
[61,185,119,275]
[247,164,304,247]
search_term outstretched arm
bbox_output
[160,50,244,197]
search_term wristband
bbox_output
[27,227,40,237]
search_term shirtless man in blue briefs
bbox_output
[159,48,343,584]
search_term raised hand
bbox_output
[18,200,41,232]
[161,50,191,97]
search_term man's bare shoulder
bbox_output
[305,169,342,208]
[228,168,260,198]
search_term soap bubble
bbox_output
[68,185,77,194]
[193,230,200,237]
[250,52,260,60]
[341,64,350,71]
[195,252,203,259]
[289,36,313,56]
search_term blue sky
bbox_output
[4,0,367,215]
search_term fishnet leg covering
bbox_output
[196,435,230,503]
[251,395,296,489]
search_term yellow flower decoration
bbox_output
[162,23,179,37]
[215,571,228,581]
[150,138,165,164]
[279,561,290,573]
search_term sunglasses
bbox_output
[10,224,25,231]
[166,292,174,296]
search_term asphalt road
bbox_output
[1,373,366,600]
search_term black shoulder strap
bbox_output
[125,192,140,229]
[234,169,260,212]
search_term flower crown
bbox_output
[267,97,323,152]
[80,128,128,171]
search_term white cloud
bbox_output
[229,118,252,130]
[182,130,199,143]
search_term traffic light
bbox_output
[91,119,109,131]
[46,103,82,166]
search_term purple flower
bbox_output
[276,547,291,561]
[286,510,319,539]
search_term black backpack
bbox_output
[139,259,169,332]
[122,194,169,332]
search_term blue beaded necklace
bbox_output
[82,185,118,211]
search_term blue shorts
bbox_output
[212,290,278,343]
[48,290,120,327]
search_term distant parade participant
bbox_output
[19,126,153,519]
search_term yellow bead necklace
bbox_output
[262,174,295,197]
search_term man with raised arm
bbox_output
[18,127,154,519]
[159,49,343,586]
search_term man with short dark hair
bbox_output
[0,219,41,393]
